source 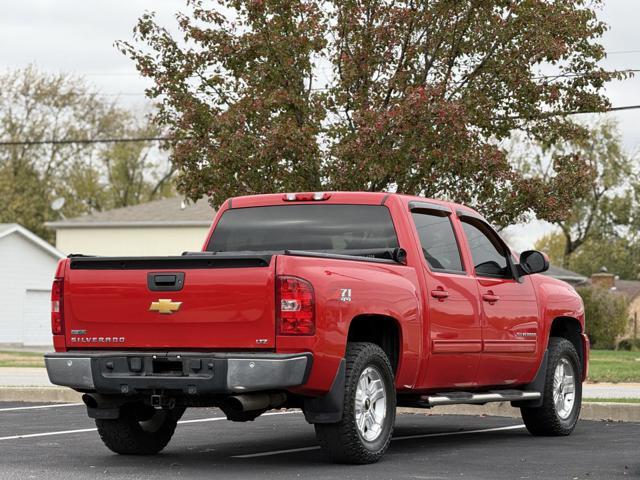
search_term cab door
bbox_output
[458,215,541,387]
[408,203,482,390]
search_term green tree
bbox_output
[535,232,640,280]
[0,67,175,241]
[523,119,638,268]
[117,0,622,226]
[576,286,629,349]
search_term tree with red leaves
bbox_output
[118,0,622,226]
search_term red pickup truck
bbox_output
[46,192,588,464]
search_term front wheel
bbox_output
[96,403,185,455]
[521,337,582,436]
[314,342,396,464]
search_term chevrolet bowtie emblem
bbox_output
[149,299,182,314]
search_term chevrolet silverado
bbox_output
[45,191,588,464]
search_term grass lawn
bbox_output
[583,397,640,404]
[0,348,638,384]
[0,351,45,368]
[588,350,640,383]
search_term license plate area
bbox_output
[152,358,184,376]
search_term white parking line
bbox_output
[232,424,526,458]
[234,445,320,458]
[0,410,299,442]
[0,403,84,412]
[0,408,522,458]
[0,427,98,441]
[392,424,526,441]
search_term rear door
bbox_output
[458,216,541,386]
[64,255,276,350]
[408,203,482,389]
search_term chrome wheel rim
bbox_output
[355,366,387,442]
[553,357,576,420]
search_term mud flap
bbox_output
[511,349,548,408]
[303,359,346,424]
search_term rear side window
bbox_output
[207,205,399,252]
[411,211,464,272]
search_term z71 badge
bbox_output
[340,288,352,302]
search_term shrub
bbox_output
[617,338,640,351]
[576,286,629,349]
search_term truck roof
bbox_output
[228,191,483,218]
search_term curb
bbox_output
[398,401,640,422]
[1,388,638,422]
[0,387,82,404]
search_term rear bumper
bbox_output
[45,351,312,396]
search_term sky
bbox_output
[1,0,639,251]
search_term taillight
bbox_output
[276,276,315,335]
[51,277,64,335]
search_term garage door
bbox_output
[22,289,52,346]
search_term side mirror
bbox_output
[518,250,549,275]
[392,247,408,265]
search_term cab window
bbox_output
[461,218,512,278]
[411,211,464,273]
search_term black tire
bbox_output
[314,342,396,464]
[96,403,185,455]
[521,337,582,436]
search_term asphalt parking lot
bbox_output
[0,402,637,480]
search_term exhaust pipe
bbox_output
[82,393,98,409]
[224,392,287,412]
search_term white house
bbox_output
[0,224,64,347]
[46,197,215,256]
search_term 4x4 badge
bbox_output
[149,299,182,314]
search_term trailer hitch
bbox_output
[150,394,176,410]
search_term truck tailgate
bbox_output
[64,255,276,350]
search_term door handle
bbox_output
[482,291,500,304]
[431,288,450,301]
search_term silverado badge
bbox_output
[149,298,182,314]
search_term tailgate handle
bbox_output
[148,272,185,291]
[155,275,176,285]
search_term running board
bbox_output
[418,389,541,407]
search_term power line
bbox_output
[2,105,640,146]
[66,50,640,77]
[496,104,640,121]
[603,104,640,113]
[533,68,640,80]
[606,50,640,56]
[0,136,182,146]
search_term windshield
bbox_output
[206,204,399,253]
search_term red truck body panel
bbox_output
[52,191,587,395]
[60,263,276,350]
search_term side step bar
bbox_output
[418,389,541,407]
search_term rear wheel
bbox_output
[521,337,582,436]
[314,342,396,464]
[96,403,185,455]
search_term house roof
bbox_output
[46,197,216,229]
[607,279,640,299]
[542,264,588,284]
[0,224,64,259]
